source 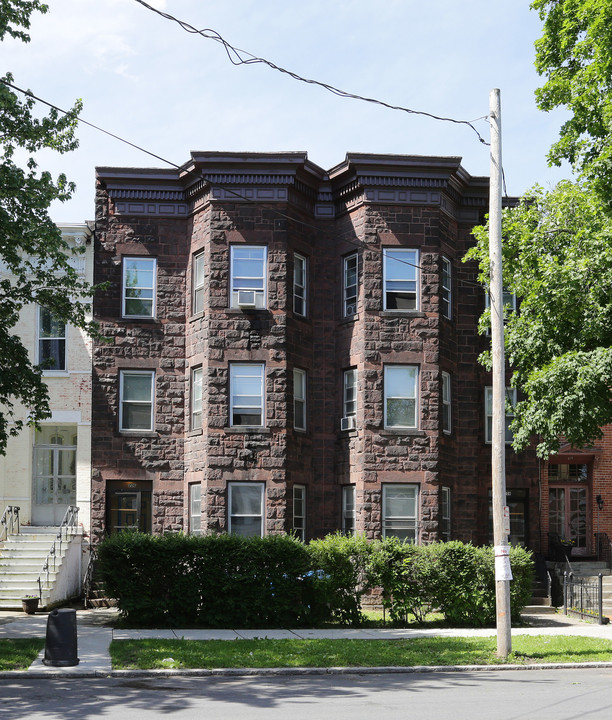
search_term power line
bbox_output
[0,81,490,294]
[132,0,490,147]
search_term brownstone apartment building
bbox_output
[90,151,611,560]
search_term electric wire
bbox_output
[132,0,491,147]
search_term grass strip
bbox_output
[110,635,612,670]
[0,638,45,671]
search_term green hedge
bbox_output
[95,532,534,628]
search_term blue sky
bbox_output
[1,0,572,222]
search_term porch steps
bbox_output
[0,527,81,610]
[563,561,612,617]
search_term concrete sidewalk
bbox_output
[0,606,611,678]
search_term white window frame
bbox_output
[342,485,356,535]
[485,386,517,444]
[230,363,265,427]
[343,368,357,418]
[192,251,205,315]
[293,253,307,317]
[441,486,451,542]
[382,484,419,542]
[230,245,267,309]
[37,306,67,372]
[383,248,419,311]
[442,371,451,434]
[189,483,202,535]
[191,367,203,431]
[293,485,306,541]
[293,368,307,431]
[484,288,517,326]
[119,370,155,432]
[122,257,157,318]
[441,256,452,320]
[343,253,358,317]
[228,482,264,537]
[384,365,418,429]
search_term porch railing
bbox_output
[594,532,612,569]
[36,505,79,600]
[0,505,20,543]
[563,572,607,625]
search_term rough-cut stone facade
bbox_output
[91,152,544,551]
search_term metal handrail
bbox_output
[36,505,79,600]
[0,505,20,542]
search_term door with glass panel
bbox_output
[32,426,77,526]
[549,486,588,555]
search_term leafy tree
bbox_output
[532,0,612,197]
[0,1,97,453]
[467,180,612,457]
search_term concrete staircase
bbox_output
[0,526,83,610]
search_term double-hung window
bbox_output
[230,246,266,308]
[122,257,156,318]
[191,367,203,430]
[384,365,418,429]
[38,307,66,371]
[189,483,202,535]
[485,386,517,443]
[192,252,205,315]
[442,371,451,434]
[230,363,264,427]
[441,486,451,541]
[343,253,358,317]
[120,370,155,432]
[293,368,306,431]
[228,482,264,537]
[342,485,356,535]
[382,484,419,542]
[293,253,307,317]
[441,257,452,319]
[293,485,306,541]
[383,248,418,310]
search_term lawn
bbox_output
[0,638,45,671]
[110,635,612,670]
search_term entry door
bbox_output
[549,487,588,554]
[32,443,76,526]
[106,481,152,534]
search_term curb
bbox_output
[3,661,612,680]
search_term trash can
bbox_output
[43,608,79,667]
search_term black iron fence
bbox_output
[563,572,607,624]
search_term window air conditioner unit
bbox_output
[237,290,257,308]
[341,415,356,432]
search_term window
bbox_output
[383,248,418,310]
[230,245,266,308]
[119,370,155,431]
[38,307,66,371]
[382,484,419,542]
[342,485,356,535]
[293,368,306,431]
[484,288,516,322]
[122,257,156,318]
[485,386,517,443]
[384,365,418,429]
[192,252,205,315]
[293,485,306,541]
[343,253,358,317]
[442,371,451,434]
[441,486,451,541]
[293,253,307,316]
[230,363,264,427]
[441,257,452,319]
[191,367,203,430]
[343,369,357,418]
[228,482,264,537]
[189,483,202,535]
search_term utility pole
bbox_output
[488,88,512,658]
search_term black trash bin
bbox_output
[43,608,79,667]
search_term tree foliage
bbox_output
[467,180,612,457]
[0,1,97,453]
[532,0,612,196]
